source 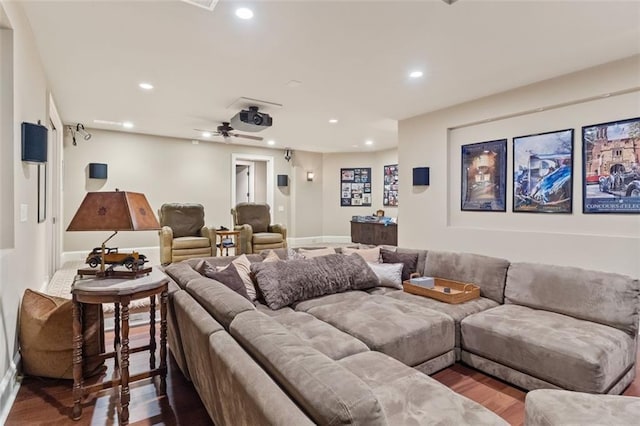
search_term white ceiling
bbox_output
[21,0,640,153]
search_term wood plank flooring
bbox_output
[6,324,640,425]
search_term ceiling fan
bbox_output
[194,122,263,142]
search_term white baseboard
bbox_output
[62,246,161,266]
[0,353,21,425]
[287,236,352,247]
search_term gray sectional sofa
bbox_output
[164,248,639,425]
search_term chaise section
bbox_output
[273,311,369,360]
[461,304,636,393]
[298,294,455,368]
[339,351,509,425]
[230,310,387,425]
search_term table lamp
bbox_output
[67,189,160,278]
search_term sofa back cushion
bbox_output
[424,251,509,303]
[505,262,640,335]
[159,203,205,238]
[164,262,203,289]
[230,310,386,425]
[185,277,256,329]
[251,253,378,310]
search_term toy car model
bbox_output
[85,247,147,270]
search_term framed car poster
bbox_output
[461,139,507,211]
[582,117,640,214]
[513,129,574,214]
[383,164,398,207]
[341,168,372,206]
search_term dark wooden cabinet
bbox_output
[350,221,397,246]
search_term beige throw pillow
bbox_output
[262,250,281,263]
[298,247,336,259]
[231,255,256,300]
[342,246,381,263]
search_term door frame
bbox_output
[230,153,274,225]
[48,94,63,276]
[235,160,255,203]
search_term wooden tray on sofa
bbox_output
[402,278,480,304]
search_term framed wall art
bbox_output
[383,164,398,207]
[461,139,507,211]
[513,129,574,213]
[582,117,640,214]
[341,167,372,206]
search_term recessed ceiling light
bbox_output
[267,140,275,146]
[365,140,373,146]
[139,82,154,90]
[235,7,253,19]
[409,70,423,78]
[202,131,212,138]
[329,119,338,124]
[122,121,134,129]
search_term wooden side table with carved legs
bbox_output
[71,269,168,425]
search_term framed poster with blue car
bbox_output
[461,139,507,211]
[341,168,372,206]
[513,129,574,213]
[582,117,640,214]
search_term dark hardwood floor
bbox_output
[6,324,640,425]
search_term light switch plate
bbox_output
[20,204,28,222]
[278,205,284,212]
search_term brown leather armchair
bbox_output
[159,203,215,264]
[231,203,287,254]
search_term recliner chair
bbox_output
[159,203,215,264]
[231,203,287,254]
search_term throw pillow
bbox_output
[342,246,381,263]
[368,262,404,289]
[381,248,418,281]
[298,247,336,259]
[287,248,305,260]
[201,262,250,300]
[251,253,378,310]
[262,250,281,263]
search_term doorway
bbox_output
[230,154,274,225]
[47,95,63,279]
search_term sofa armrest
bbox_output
[234,224,253,254]
[159,226,174,265]
[269,224,287,247]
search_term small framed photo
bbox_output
[461,139,507,211]
[582,117,640,214]
[513,129,574,213]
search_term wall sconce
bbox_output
[284,148,293,162]
[89,163,108,179]
[306,171,315,181]
[277,174,288,187]
[21,121,48,163]
[413,167,430,186]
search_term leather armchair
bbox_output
[231,203,287,254]
[159,203,215,264]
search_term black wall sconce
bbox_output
[413,167,430,186]
[277,174,288,187]
[21,121,48,163]
[89,163,108,179]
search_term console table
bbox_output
[350,221,398,246]
[71,269,169,425]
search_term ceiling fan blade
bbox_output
[230,132,263,141]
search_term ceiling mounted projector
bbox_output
[230,106,273,132]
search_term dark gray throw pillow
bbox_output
[251,254,378,310]
[381,248,418,281]
[201,262,250,300]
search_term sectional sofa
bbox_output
[163,247,639,425]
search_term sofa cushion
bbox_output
[172,236,211,249]
[230,310,386,425]
[424,250,509,304]
[386,291,499,346]
[251,254,378,310]
[339,351,509,426]
[381,248,418,281]
[186,277,256,329]
[252,232,284,245]
[200,262,250,300]
[274,312,369,360]
[164,262,203,288]
[505,262,640,335]
[235,203,270,233]
[159,203,205,238]
[461,304,636,393]
[342,246,381,263]
[525,389,640,426]
[298,247,336,258]
[293,291,370,311]
[299,295,455,366]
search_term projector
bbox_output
[229,106,273,132]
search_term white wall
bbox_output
[0,0,50,418]
[399,56,640,278]
[322,148,398,237]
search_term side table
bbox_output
[71,268,169,425]
[215,230,240,256]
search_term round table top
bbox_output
[72,268,168,297]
